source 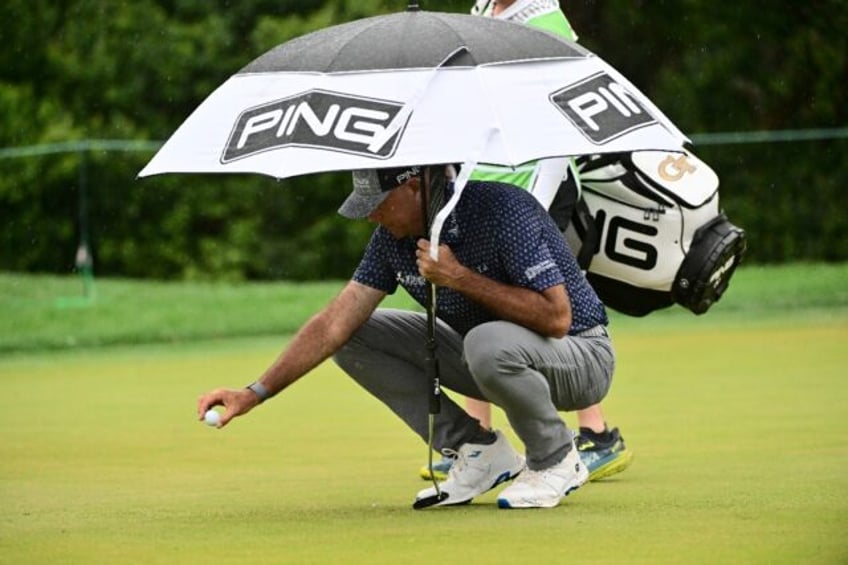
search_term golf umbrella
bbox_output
[139,10,687,181]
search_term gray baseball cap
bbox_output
[338,166,421,219]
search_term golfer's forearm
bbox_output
[449,269,571,337]
[257,314,342,395]
[257,281,382,396]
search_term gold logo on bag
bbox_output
[658,155,696,181]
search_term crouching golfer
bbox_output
[197,164,615,509]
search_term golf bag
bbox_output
[563,149,747,316]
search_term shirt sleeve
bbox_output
[494,190,566,292]
[352,228,400,294]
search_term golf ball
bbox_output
[204,409,221,427]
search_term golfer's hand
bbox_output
[416,239,466,288]
[197,387,260,428]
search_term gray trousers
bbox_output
[333,309,615,470]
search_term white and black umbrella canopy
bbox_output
[140,10,687,180]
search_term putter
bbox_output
[412,166,450,510]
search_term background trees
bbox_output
[1,0,845,280]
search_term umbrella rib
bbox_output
[430,12,473,64]
[367,46,469,154]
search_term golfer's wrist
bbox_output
[246,381,271,403]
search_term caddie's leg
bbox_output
[463,321,614,470]
[334,309,484,451]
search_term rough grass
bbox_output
[0,275,425,352]
[2,262,846,352]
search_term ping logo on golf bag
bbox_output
[222,90,406,162]
[595,210,659,270]
[550,72,657,144]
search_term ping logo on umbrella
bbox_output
[222,90,406,162]
[550,73,657,144]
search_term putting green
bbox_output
[1,320,846,564]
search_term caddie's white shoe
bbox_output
[413,430,524,509]
[496,444,588,509]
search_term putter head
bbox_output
[412,491,451,510]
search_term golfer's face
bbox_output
[368,179,423,238]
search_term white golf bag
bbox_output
[563,149,747,316]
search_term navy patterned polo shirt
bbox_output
[352,180,608,336]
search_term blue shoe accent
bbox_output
[576,427,634,481]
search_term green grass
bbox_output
[0,275,420,352]
[1,264,847,563]
[2,262,847,352]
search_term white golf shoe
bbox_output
[496,444,588,509]
[414,430,524,508]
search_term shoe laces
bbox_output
[439,448,459,461]
[440,448,467,478]
[440,445,489,484]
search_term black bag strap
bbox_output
[571,196,599,270]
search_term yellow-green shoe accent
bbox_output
[419,455,454,481]
[576,428,634,481]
